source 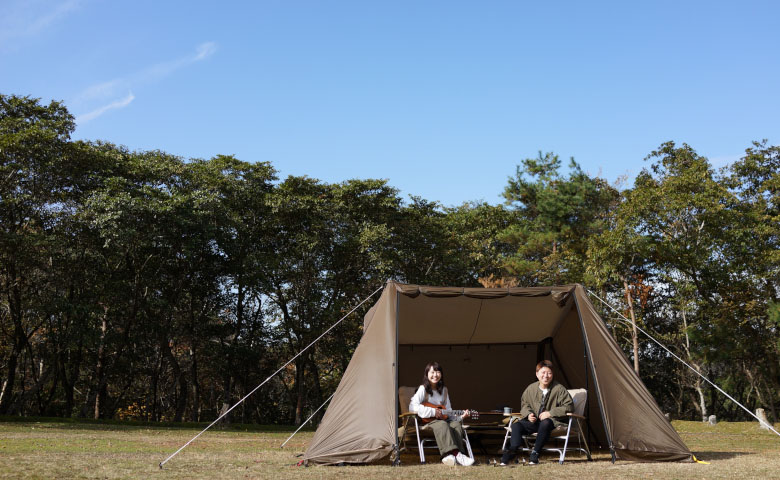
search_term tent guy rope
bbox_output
[158,283,385,468]
[280,391,335,448]
[586,287,780,438]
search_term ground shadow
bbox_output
[691,451,749,461]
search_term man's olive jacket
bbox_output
[518,380,573,428]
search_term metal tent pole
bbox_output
[392,287,401,466]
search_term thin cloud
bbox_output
[76,92,135,124]
[137,42,217,84]
[0,0,82,46]
[73,42,216,124]
[194,42,217,61]
[74,79,124,103]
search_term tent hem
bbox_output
[303,447,392,466]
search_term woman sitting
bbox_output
[409,361,474,466]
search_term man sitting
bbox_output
[501,360,573,465]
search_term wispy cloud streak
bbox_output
[0,0,82,46]
[76,92,135,123]
[73,42,217,124]
[136,41,217,84]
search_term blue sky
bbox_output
[2,1,779,206]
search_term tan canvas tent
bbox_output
[303,282,693,465]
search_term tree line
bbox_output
[1,94,778,424]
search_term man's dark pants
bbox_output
[508,418,555,453]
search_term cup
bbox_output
[503,407,512,415]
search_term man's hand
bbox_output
[539,411,552,421]
[527,413,537,423]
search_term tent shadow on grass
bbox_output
[691,451,748,461]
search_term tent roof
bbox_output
[390,284,576,344]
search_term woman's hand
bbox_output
[435,408,445,419]
[461,410,471,419]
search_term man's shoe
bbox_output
[500,449,516,465]
[528,451,539,465]
[455,452,474,466]
[441,454,456,466]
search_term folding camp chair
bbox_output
[501,388,592,464]
[397,386,474,464]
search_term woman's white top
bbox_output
[409,385,462,422]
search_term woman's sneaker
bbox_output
[441,454,456,466]
[455,452,474,466]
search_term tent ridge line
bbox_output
[394,282,578,300]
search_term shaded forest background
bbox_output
[2,94,779,426]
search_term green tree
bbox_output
[0,95,75,414]
[724,140,780,421]
[260,176,401,424]
[189,154,277,423]
[501,152,618,285]
[622,142,744,420]
[586,195,651,374]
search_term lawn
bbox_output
[1,418,778,479]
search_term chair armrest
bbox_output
[502,414,524,425]
[566,413,585,420]
[400,412,418,418]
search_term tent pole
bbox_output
[573,286,617,463]
[582,327,598,447]
[581,326,600,449]
[392,287,401,466]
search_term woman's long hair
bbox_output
[422,361,445,396]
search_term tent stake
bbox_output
[158,284,385,468]
[587,288,780,438]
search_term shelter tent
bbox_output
[303,282,693,465]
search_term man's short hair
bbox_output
[536,360,554,372]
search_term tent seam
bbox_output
[465,299,483,345]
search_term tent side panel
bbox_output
[552,307,609,448]
[614,449,695,462]
[574,286,693,462]
[303,284,398,465]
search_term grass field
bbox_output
[1,418,779,479]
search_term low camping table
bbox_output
[463,412,516,455]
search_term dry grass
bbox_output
[1,419,779,479]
